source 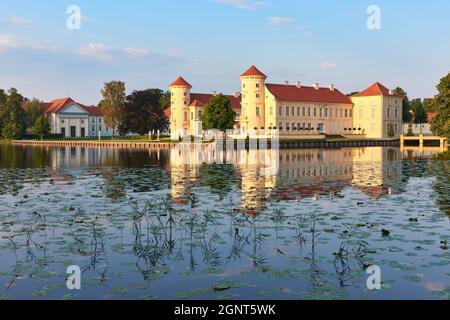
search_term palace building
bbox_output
[167,65,403,140]
[44,97,112,138]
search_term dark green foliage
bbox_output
[119,89,169,136]
[201,94,236,132]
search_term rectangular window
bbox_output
[395,123,398,132]
[297,107,300,116]
[292,122,295,129]
[286,107,289,116]
[308,107,311,117]
[303,122,306,129]
[395,109,398,118]
[325,108,328,117]
[388,108,391,117]
[92,126,95,132]
[184,112,187,122]
[279,106,283,116]
[286,122,290,130]
[308,123,311,129]
[314,108,317,117]
[297,122,301,129]
[350,109,353,117]
[291,107,295,117]
[279,122,282,129]
[99,118,102,123]
[256,107,260,117]
[302,107,306,116]
[256,93,260,98]
[256,83,260,88]
[191,112,194,120]
[345,109,348,118]
[320,108,323,118]
[99,126,102,132]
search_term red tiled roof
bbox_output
[189,99,205,107]
[44,97,103,116]
[241,65,267,78]
[266,83,352,104]
[190,93,242,110]
[164,93,241,117]
[169,76,192,88]
[352,82,402,98]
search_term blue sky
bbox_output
[0,0,449,104]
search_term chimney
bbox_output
[284,81,289,85]
[233,91,241,98]
[295,81,302,88]
[313,83,319,90]
[329,84,335,91]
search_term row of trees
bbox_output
[429,72,450,140]
[0,88,50,140]
[100,81,170,138]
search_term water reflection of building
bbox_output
[352,147,402,199]
[275,148,354,200]
[168,144,405,214]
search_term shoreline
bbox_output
[11,138,400,149]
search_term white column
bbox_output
[77,118,81,137]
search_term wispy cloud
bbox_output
[268,17,296,26]
[2,16,33,28]
[124,48,149,58]
[268,17,312,37]
[79,43,114,61]
[320,61,339,70]
[213,0,270,10]
[0,34,57,52]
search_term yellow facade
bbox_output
[240,73,267,136]
[169,66,401,141]
[350,84,403,139]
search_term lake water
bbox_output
[0,143,449,300]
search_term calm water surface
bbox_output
[0,144,449,300]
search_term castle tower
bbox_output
[240,65,267,136]
[169,76,192,141]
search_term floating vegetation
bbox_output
[0,146,449,299]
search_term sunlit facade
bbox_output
[167,65,401,140]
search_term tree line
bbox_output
[0,82,171,140]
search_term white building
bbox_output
[45,98,112,138]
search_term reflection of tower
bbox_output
[239,148,278,216]
[352,147,402,199]
[169,145,193,205]
[169,77,192,141]
[240,66,267,136]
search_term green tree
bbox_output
[100,81,126,139]
[23,98,46,129]
[0,89,6,137]
[394,87,411,123]
[202,94,236,133]
[0,88,26,140]
[430,72,450,140]
[119,89,169,136]
[32,116,51,141]
[410,98,427,124]
[423,98,437,113]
